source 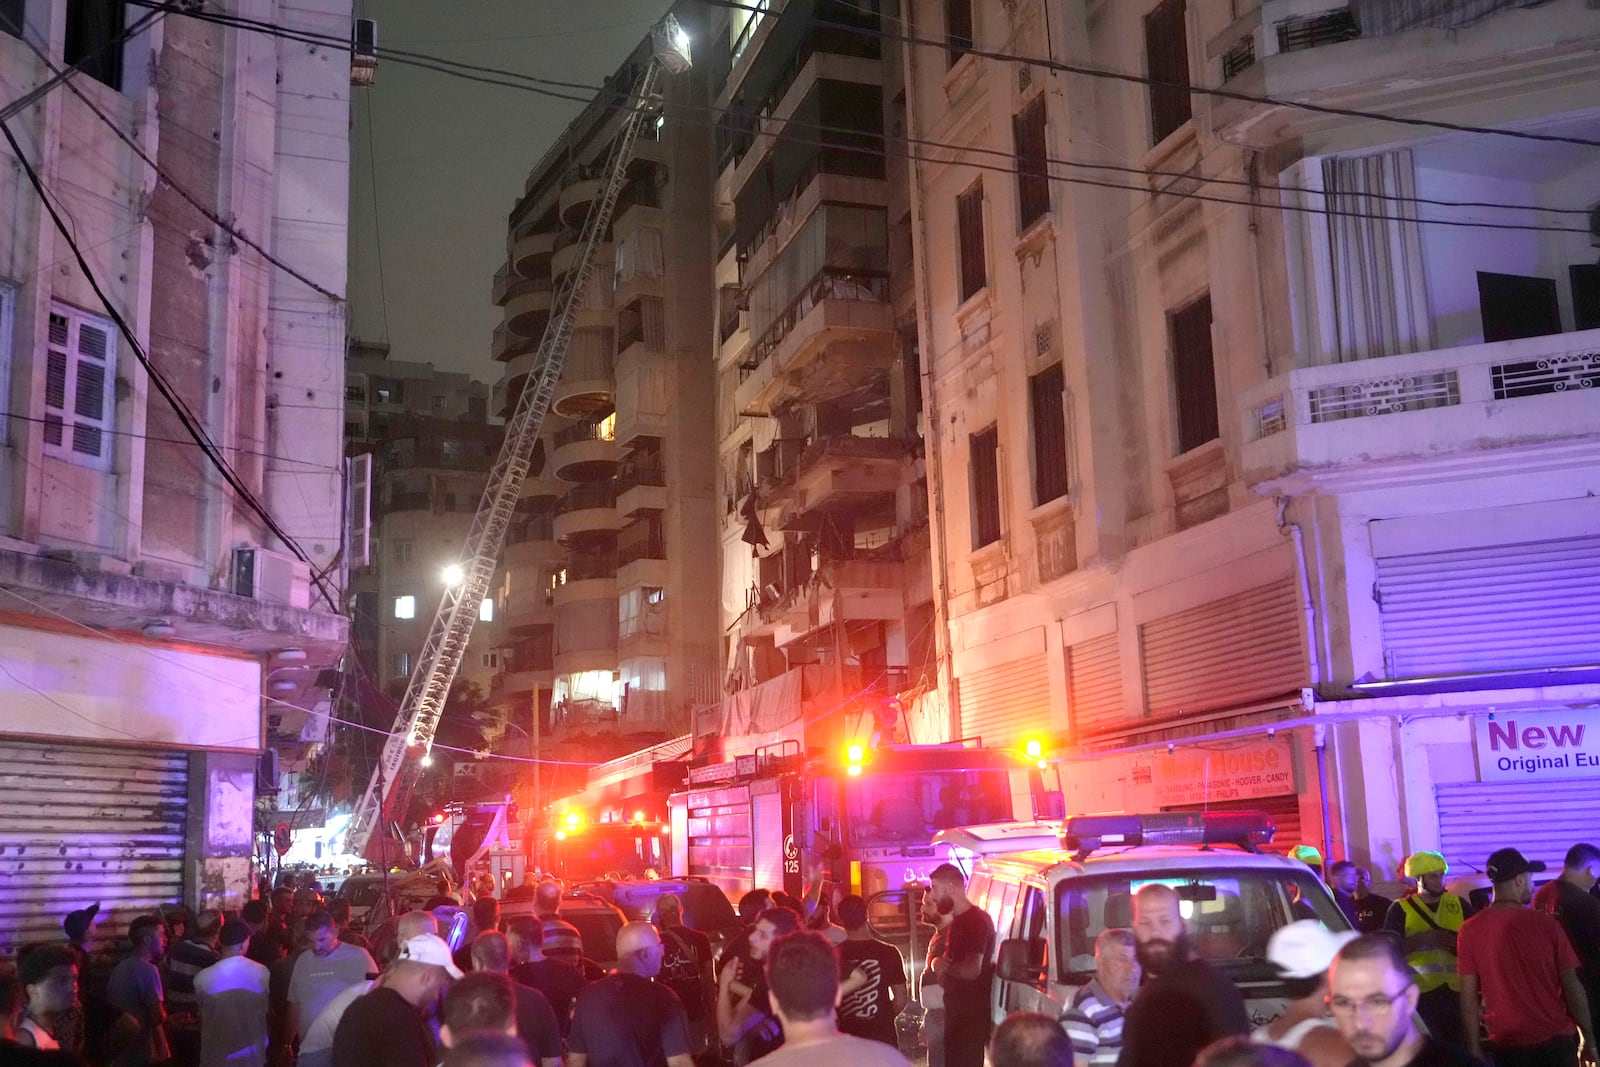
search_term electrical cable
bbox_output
[0,119,342,611]
[0,409,344,470]
[125,0,1598,227]
[0,7,166,123]
[362,92,393,341]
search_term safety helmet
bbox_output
[1403,851,1448,878]
[1291,844,1324,866]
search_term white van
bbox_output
[951,812,1352,1027]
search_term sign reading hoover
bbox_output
[1475,709,1600,782]
[1136,737,1297,807]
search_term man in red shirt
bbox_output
[1458,848,1596,1067]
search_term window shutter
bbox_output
[970,426,1001,548]
[1014,98,1050,230]
[1029,363,1068,504]
[1170,294,1218,454]
[957,184,986,302]
[1144,0,1193,144]
[42,306,115,465]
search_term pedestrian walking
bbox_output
[991,1012,1074,1067]
[569,922,695,1067]
[925,863,996,1067]
[286,910,378,1048]
[835,893,908,1048]
[1253,920,1357,1067]
[107,915,172,1067]
[1328,934,1480,1067]
[469,932,562,1067]
[652,893,715,1059]
[14,945,80,1052]
[331,933,462,1067]
[1533,843,1600,1020]
[192,920,269,1067]
[1354,868,1395,936]
[506,916,586,1038]
[1458,848,1595,1067]
[743,930,907,1067]
[1384,852,1471,1049]
[1059,928,1139,1067]
[1116,883,1249,1067]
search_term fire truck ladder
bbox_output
[349,17,692,864]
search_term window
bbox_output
[1144,0,1192,144]
[393,652,411,678]
[65,0,125,90]
[956,184,986,303]
[1013,97,1049,230]
[1170,293,1219,454]
[2,0,23,38]
[394,595,416,619]
[841,770,1013,845]
[0,282,13,444]
[480,651,500,670]
[479,598,495,623]
[43,304,116,468]
[432,395,446,412]
[392,539,414,564]
[970,426,1001,549]
[944,0,973,66]
[1029,364,1069,504]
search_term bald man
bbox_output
[568,922,693,1067]
[1116,884,1248,1067]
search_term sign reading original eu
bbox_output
[1474,709,1600,782]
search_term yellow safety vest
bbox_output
[1401,893,1465,993]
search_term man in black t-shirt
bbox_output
[1329,935,1483,1067]
[1533,842,1600,1018]
[469,933,563,1067]
[1116,884,1248,1067]
[835,894,907,1047]
[1353,867,1395,935]
[652,895,715,1057]
[333,933,462,1067]
[506,916,587,1038]
[927,864,995,1067]
[569,923,694,1067]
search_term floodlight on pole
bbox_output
[441,563,465,587]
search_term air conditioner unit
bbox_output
[351,18,378,87]
[232,546,311,609]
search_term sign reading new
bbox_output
[1475,709,1599,782]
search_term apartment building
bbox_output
[487,3,720,781]
[905,0,1600,877]
[344,343,503,704]
[710,0,936,758]
[0,1,355,952]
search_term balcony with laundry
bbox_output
[1205,0,1600,149]
[1240,125,1600,494]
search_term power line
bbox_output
[362,93,392,342]
[131,0,1592,237]
[695,0,1600,150]
[0,8,166,123]
[0,409,344,470]
[0,118,342,611]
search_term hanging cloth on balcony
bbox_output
[740,493,769,550]
[1350,0,1553,35]
[1322,149,1431,363]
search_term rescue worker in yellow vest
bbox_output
[1383,851,1473,1049]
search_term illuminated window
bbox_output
[394,595,416,619]
[479,598,495,622]
[394,652,411,677]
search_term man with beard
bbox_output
[718,907,801,1065]
[926,864,995,1067]
[1116,883,1248,1067]
[1328,935,1480,1067]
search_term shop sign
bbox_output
[1475,709,1600,782]
[1132,737,1297,807]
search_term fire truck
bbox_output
[666,739,1061,900]
[540,735,689,882]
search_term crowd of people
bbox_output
[4,840,1599,1067]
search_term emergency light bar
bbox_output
[1060,811,1276,859]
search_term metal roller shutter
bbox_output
[1436,779,1600,875]
[1069,634,1125,736]
[0,741,189,958]
[684,784,754,899]
[958,654,1051,747]
[1164,793,1304,854]
[1141,579,1305,719]
[1376,535,1600,677]
[751,789,784,892]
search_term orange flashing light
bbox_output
[633,809,646,823]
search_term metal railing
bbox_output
[556,480,617,514]
[742,268,889,378]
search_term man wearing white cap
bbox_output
[1253,920,1358,1067]
[332,933,462,1067]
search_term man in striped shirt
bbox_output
[1060,929,1140,1067]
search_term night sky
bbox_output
[348,1,671,383]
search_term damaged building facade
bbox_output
[0,1,355,955]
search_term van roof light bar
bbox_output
[1060,812,1277,860]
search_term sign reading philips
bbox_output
[1474,710,1600,782]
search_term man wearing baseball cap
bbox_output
[1458,848,1595,1067]
[332,933,462,1067]
[1384,851,1471,1048]
[1253,920,1358,1067]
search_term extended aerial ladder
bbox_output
[348,17,692,864]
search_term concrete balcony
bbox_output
[552,420,619,483]
[554,573,616,609]
[770,556,906,648]
[779,434,908,516]
[493,349,540,419]
[734,271,894,416]
[617,554,669,593]
[730,52,885,202]
[613,359,671,447]
[1204,0,1600,149]
[512,229,557,280]
[614,269,664,318]
[616,458,668,518]
[506,284,554,339]
[492,321,537,363]
[551,341,615,419]
[490,666,552,704]
[553,482,620,542]
[559,176,604,228]
[1240,327,1600,494]
[500,574,557,636]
